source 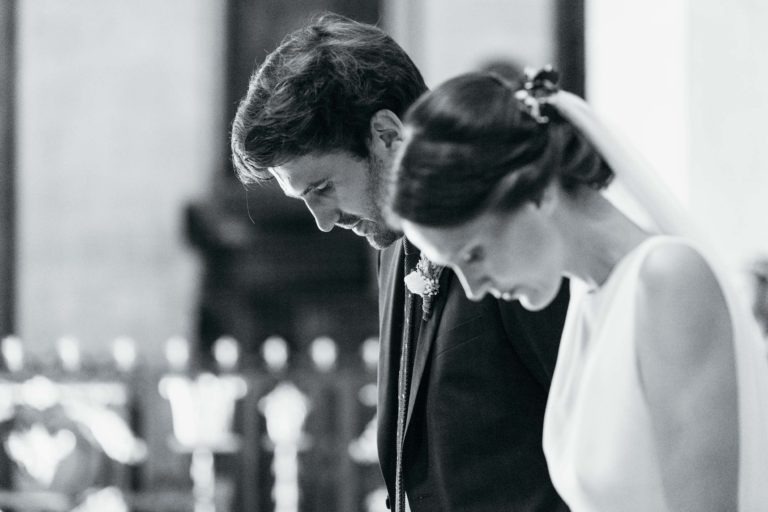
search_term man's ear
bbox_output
[369,109,404,152]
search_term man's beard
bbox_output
[363,153,401,249]
[366,225,401,250]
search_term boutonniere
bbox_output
[404,254,444,320]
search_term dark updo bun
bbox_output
[389,72,613,227]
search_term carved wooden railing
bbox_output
[0,334,385,512]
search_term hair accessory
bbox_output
[514,65,560,124]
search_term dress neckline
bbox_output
[587,235,678,297]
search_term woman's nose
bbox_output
[454,267,490,302]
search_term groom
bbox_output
[231,13,570,512]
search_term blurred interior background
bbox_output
[0,0,766,511]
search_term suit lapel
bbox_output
[376,239,405,486]
[404,267,452,435]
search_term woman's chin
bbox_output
[518,286,558,311]
[519,295,547,311]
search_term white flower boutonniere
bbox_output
[404,254,443,320]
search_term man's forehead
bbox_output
[269,166,291,192]
[270,158,325,198]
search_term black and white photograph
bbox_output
[1,1,767,511]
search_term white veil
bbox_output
[550,90,768,510]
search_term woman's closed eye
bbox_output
[314,181,334,195]
[461,246,485,265]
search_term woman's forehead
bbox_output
[401,216,489,264]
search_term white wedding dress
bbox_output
[543,235,768,511]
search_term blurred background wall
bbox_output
[15,0,227,357]
[2,0,765,365]
[5,0,583,362]
[588,0,768,272]
[384,0,556,87]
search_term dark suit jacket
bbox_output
[377,238,570,512]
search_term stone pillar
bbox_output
[0,0,15,337]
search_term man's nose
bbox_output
[305,200,338,232]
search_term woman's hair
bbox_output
[389,72,613,227]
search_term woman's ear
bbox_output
[369,109,404,152]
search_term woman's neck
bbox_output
[558,190,650,290]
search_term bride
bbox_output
[385,68,768,511]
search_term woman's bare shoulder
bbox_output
[632,239,739,510]
[637,239,717,298]
[634,238,731,362]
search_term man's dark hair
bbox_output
[231,13,428,184]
